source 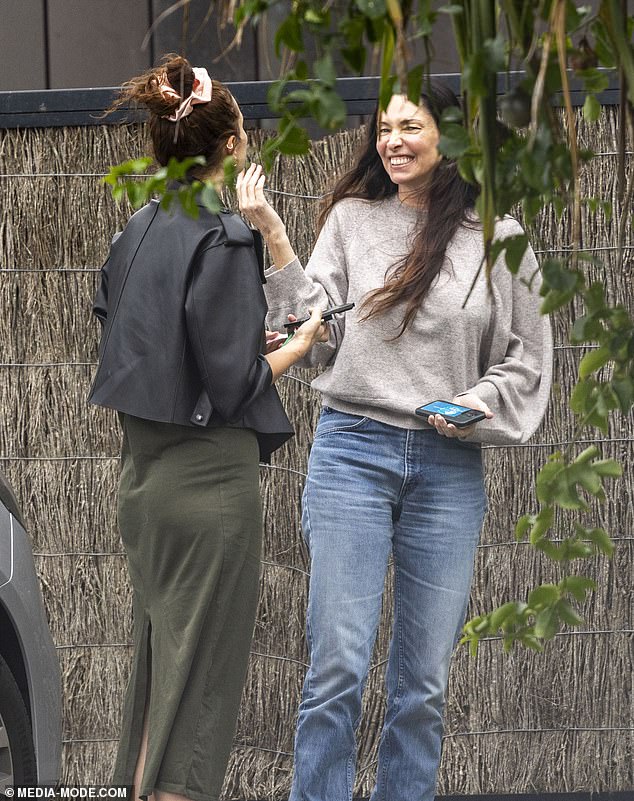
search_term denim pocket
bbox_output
[314,407,371,438]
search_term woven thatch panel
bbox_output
[0,105,632,796]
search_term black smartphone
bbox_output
[283,302,355,331]
[415,400,487,429]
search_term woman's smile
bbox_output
[376,95,442,204]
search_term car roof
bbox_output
[0,469,25,529]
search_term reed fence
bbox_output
[0,107,632,795]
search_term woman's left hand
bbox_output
[264,330,287,353]
[427,393,493,440]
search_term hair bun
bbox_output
[163,54,195,99]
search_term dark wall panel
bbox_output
[0,0,47,90]
[151,0,258,82]
[47,0,151,89]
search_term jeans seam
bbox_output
[395,428,412,510]
[377,562,404,800]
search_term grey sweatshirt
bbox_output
[264,194,553,446]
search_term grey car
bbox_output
[0,470,62,790]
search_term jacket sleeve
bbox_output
[92,233,123,327]
[93,258,111,327]
[263,202,350,367]
[185,241,273,422]
[459,221,553,445]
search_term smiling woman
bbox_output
[375,95,442,201]
[235,79,553,801]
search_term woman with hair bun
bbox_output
[89,54,327,801]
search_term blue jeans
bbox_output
[290,409,487,801]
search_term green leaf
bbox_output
[539,286,577,314]
[584,281,607,314]
[541,259,581,292]
[536,458,588,511]
[528,584,560,609]
[573,445,600,465]
[415,0,436,36]
[356,0,386,19]
[438,124,471,158]
[314,53,336,85]
[261,137,280,172]
[570,316,604,343]
[342,45,366,73]
[591,459,622,478]
[277,120,310,155]
[482,36,507,72]
[518,633,544,652]
[535,538,564,560]
[529,507,555,545]
[274,14,304,56]
[559,537,594,559]
[515,514,533,541]
[438,3,464,14]
[200,183,223,214]
[379,26,395,111]
[406,64,424,105]
[583,526,615,557]
[267,80,287,113]
[561,575,596,603]
[463,51,488,97]
[583,93,601,122]
[295,60,309,81]
[578,345,611,378]
[556,599,584,627]
[500,234,529,275]
[534,607,559,639]
[570,377,595,414]
[488,601,521,631]
[592,18,617,67]
[177,185,200,219]
[312,87,347,129]
[535,457,565,505]
[577,67,611,94]
[304,8,326,24]
[611,377,634,413]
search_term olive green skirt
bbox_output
[112,414,262,801]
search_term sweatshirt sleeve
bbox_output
[459,220,553,445]
[185,241,272,422]
[264,203,350,367]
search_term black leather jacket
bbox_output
[88,197,293,461]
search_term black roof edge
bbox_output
[0,69,621,129]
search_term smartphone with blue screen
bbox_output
[415,400,486,428]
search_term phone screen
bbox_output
[419,401,472,417]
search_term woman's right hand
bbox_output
[264,308,329,383]
[290,309,330,356]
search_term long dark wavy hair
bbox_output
[319,82,479,337]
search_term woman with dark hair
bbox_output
[238,83,552,800]
[89,54,327,801]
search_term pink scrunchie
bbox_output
[159,67,213,122]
